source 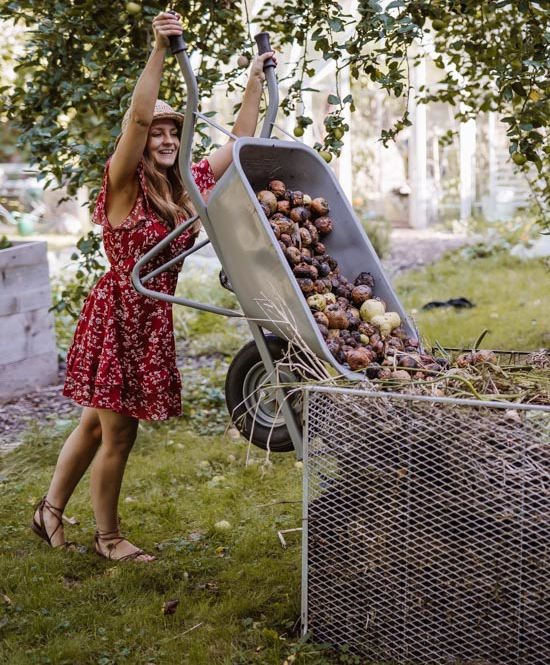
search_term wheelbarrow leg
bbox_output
[247,321,304,460]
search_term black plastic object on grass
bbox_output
[422,297,475,310]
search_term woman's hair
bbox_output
[141,151,197,232]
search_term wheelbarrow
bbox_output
[131,32,417,459]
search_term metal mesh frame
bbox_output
[302,387,550,665]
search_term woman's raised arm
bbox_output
[106,12,183,227]
[207,52,275,181]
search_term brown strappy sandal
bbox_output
[31,495,69,548]
[94,529,156,563]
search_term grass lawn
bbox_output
[1,251,549,665]
[394,252,550,351]
[1,425,309,665]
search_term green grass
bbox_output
[2,250,549,664]
[0,423,314,665]
[394,252,550,351]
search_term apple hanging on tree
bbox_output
[125,2,141,14]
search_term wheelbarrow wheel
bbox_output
[225,336,301,453]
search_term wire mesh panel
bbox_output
[302,387,550,665]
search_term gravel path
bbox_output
[383,228,474,277]
[0,229,472,455]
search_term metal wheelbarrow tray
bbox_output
[207,137,417,363]
[132,31,415,457]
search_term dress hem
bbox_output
[62,384,182,422]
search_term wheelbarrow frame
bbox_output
[131,33,414,459]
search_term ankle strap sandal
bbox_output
[31,495,68,548]
[94,529,154,562]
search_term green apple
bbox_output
[512,152,527,166]
[126,2,142,15]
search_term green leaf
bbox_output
[327,17,344,32]
[512,82,527,96]
[327,94,340,105]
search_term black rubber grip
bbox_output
[167,10,187,54]
[254,32,275,68]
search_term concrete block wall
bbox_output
[0,240,58,400]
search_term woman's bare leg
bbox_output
[34,407,103,547]
[91,409,154,562]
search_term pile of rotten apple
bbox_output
[256,179,445,377]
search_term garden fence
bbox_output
[302,386,550,665]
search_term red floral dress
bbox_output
[63,158,216,420]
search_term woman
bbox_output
[31,11,273,562]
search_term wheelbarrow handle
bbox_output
[165,13,208,224]
[254,31,279,139]
[254,32,276,68]
[167,9,187,54]
[166,22,279,213]
[168,31,187,54]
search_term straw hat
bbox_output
[116,99,184,145]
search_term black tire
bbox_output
[225,336,302,452]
